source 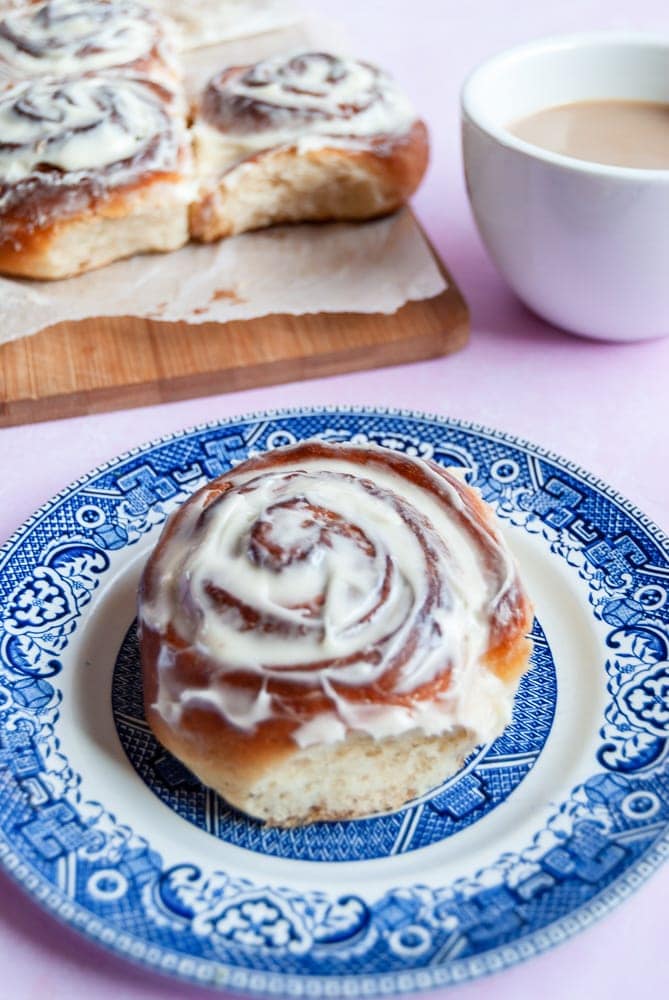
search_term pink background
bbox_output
[1,0,668,995]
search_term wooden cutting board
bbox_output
[0,231,468,428]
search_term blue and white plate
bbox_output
[1,407,668,995]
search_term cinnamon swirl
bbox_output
[139,442,533,827]
[0,73,191,278]
[189,51,429,241]
[0,0,179,87]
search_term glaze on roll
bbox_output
[200,51,418,155]
[190,50,429,240]
[0,0,178,85]
[139,442,534,826]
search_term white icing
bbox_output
[179,682,274,732]
[194,51,418,177]
[0,75,181,184]
[0,0,169,79]
[229,52,407,121]
[293,711,346,749]
[296,662,512,748]
[141,446,524,747]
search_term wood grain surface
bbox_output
[0,238,468,428]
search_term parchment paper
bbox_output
[0,17,446,346]
[148,0,301,51]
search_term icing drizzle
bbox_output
[194,51,419,174]
[0,74,180,184]
[0,0,170,80]
[202,52,416,136]
[140,443,530,747]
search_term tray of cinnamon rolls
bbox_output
[0,0,429,279]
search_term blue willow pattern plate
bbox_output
[0,407,668,995]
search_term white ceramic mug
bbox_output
[461,33,669,341]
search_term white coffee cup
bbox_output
[461,33,669,341]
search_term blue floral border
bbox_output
[0,406,668,996]
[111,615,556,863]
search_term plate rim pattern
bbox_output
[1,404,668,996]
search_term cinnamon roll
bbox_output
[139,442,533,827]
[0,0,179,87]
[189,51,429,241]
[0,73,191,278]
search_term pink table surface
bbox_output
[1,0,668,996]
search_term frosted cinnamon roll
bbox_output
[0,0,179,87]
[0,73,191,278]
[189,51,429,241]
[139,442,533,827]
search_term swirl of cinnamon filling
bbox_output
[139,443,532,747]
[200,50,417,143]
[0,0,171,81]
[0,74,184,229]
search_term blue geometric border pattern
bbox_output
[112,618,556,862]
[0,407,667,997]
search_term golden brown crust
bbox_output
[0,171,187,278]
[460,479,534,680]
[189,119,429,242]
